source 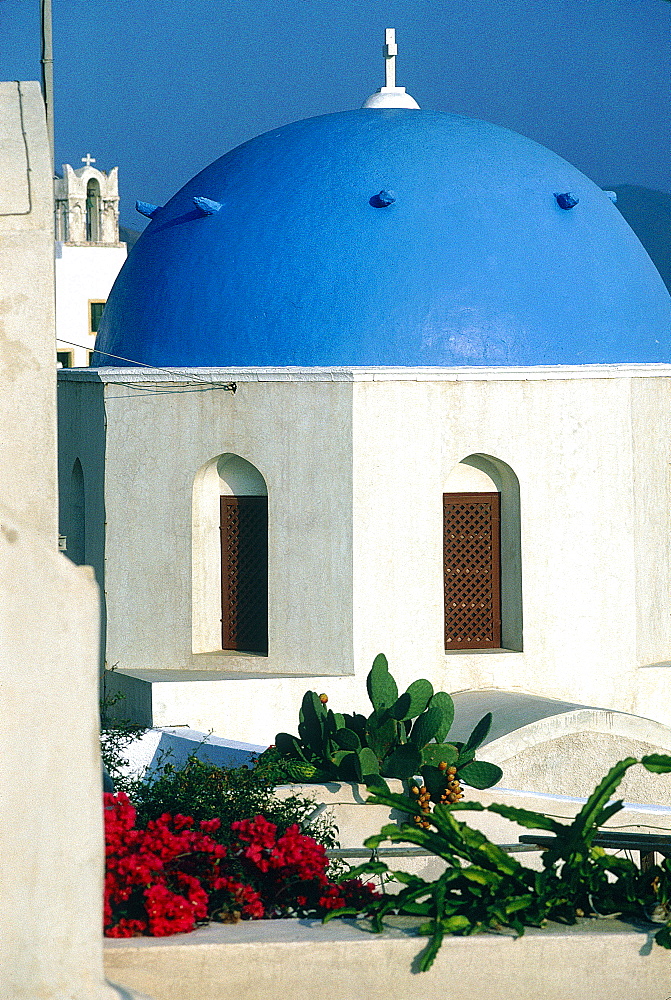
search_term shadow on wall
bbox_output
[57,378,152,726]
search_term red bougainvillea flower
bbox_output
[104,792,225,938]
[104,795,380,937]
[213,875,265,919]
[231,815,278,871]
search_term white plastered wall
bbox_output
[55,244,126,366]
[0,81,58,544]
[629,376,671,723]
[57,366,671,744]
[97,375,355,689]
[351,373,643,716]
[0,82,142,1000]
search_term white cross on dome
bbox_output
[362,28,420,109]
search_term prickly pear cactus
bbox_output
[273,654,503,791]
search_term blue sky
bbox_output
[2,0,670,228]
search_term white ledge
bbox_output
[104,915,669,1000]
[59,362,671,385]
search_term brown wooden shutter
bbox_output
[220,496,268,653]
[443,492,501,650]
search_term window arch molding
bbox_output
[443,453,522,652]
[192,453,268,654]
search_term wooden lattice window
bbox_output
[220,496,268,653]
[443,492,501,650]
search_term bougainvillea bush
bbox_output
[128,753,339,855]
[104,792,378,937]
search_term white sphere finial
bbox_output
[362,28,420,109]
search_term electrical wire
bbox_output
[56,340,236,391]
[104,383,234,399]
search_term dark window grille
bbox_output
[443,492,501,650]
[220,495,268,653]
[89,301,105,333]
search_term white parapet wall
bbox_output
[275,779,671,879]
[0,81,58,544]
[0,80,148,1000]
[104,916,671,1000]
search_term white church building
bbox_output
[55,156,126,368]
[57,36,671,784]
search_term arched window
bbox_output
[86,178,101,242]
[443,455,522,652]
[66,458,86,565]
[192,454,268,655]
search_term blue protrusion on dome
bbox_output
[193,196,223,216]
[135,200,161,219]
[555,191,579,210]
[370,189,396,207]
[96,109,671,368]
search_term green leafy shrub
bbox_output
[129,754,339,857]
[99,687,147,796]
[325,755,671,971]
[266,653,502,791]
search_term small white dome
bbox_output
[361,87,420,109]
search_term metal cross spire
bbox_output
[81,153,96,168]
[384,28,398,89]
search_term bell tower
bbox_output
[54,155,122,246]
[54,155,127,367]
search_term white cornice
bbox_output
[58,362,671,384]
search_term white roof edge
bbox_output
[58,363,671,385]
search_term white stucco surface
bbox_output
[104,917,671,1000]
[55,243,126,366]
[57,365,671,750]
[0,82,146,1000]
[59,370,355,692]
[0,82,58,544]
[0,504,125,1000]
[277,778,671,859]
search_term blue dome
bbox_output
[95,109,671,368]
